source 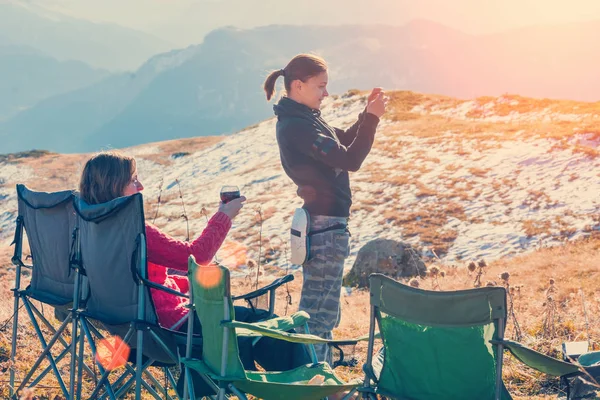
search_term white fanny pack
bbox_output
[290,208,311,265]
[290,208,349,265]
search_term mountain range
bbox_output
[0,44,108,121]
[0,1,173,71]
[2,4,600,154]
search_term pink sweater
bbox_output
[145,211,231,329]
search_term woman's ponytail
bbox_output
[264,69,285,101]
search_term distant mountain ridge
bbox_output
[0,1,173,71]
[2,21,600,153]
[0,44,109,121]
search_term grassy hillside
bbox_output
[1,90,600,398]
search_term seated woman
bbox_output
[79,151,310,382]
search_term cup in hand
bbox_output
[220,185,241,204]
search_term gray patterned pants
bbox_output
[298,215,350,363]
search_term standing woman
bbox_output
[263,54,386,362]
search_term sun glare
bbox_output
[195,265,223,288]
[95,336,130,371]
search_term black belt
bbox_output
[291,224,350,238]
[308,223,349,237]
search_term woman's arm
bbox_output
[146,211,232,272]
[333,110,366,147]
[279,113,380,172]
[335,89,385,146]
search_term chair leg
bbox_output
[81,321,117,400]
[185,366,194,400]
[111,357,152,394]
[227,384,247,400]
[111,367,166,400]
[28,341,72,388]
[69,313,79,399]
[167,367,178,391]
[113,359,169,399]
[26,306,93,391]
[561,376,571,400]
[182,367,220,400]
[85,322,173,400]
[135,329,144,400]
[9,294,21,399]
[76,327,85,399]
[303,322,320,364]
[17,302,72,397]
[30,304,72,349]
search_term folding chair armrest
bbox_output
[492,339,582,377]
[327,333,381,369]
[223,317,376,345]
[223,319,331,343]
[232,274,294,301]
[247,311,310,332]
[326,332,380,347]
[140,277,189,299]
[11,257,31,270]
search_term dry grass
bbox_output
[381,202,465,257]
[486,95,600,117]
[153,136,223,156]
[131,136,225,166]
[0,136,224,194]
[522,220,553,238]
[2,236,600,398]
[522,189,553,211]
[4,152,89,191]
[469,167,491,178]
[386,91,459,118]
[377,92,600,162]
[414,181,437,198]
[572,145,600,159]
[0,150,56,164]
[4,89,600,398]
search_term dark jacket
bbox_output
[274,96,379,217]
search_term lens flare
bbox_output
[95,336,130,371]
[195,265,222,288]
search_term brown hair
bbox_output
[79,151,136,204]
[263,53,328,101]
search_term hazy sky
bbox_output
[32,0,600,45]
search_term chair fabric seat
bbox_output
[23,287,72,307]
[182,359,358,400]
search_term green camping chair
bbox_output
[359,273,600,400]
[182,255,361,400]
